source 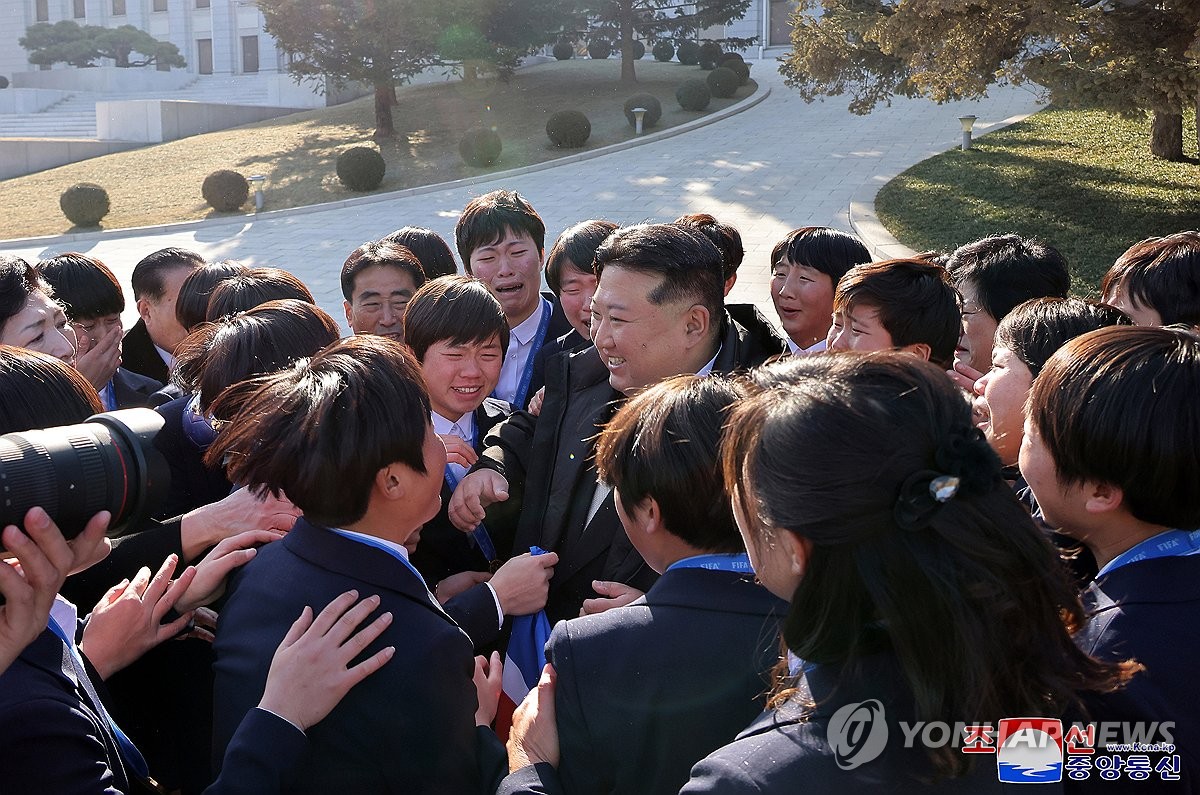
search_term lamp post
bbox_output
[631,107,647,136]
[958,115,977,151]
[248,174,266,212]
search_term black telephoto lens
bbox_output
[0,408,170,550]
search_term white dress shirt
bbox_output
[494,298,548,405]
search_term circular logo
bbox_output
[827,699,889,770]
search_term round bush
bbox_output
[698,42,722,70]
[676,40,700,66]
[552,41,573,61]
[587,38,611,59]
[718,52,744,67]
[676,79,712,111]
[201,169,249,211]
[59,183,109,227]
[630,40,645,60]
[336,147,386,191]
[728,60,751,86]
[652,41,674,62]
[546,110,591,148]
[706,66,738,98]
[623,93,662,129]
[460,127,502,167]
[0,76,9,90]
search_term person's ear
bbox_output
[136,296,152,322]
[684,304,711,344]
[1084,481,1124,516]
[343,300,354,331]
[899,342,932,362]
[723,273,737,296]
[631,496,663,536]
[374,463,406,502]
[780,530,812,578]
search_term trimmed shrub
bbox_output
[0,76,9,90]
[728,60,751,86]
[631,40,645,60]
[718,52,744,67]
[552,41,573,60]
[652,41,674,62]
[676,40,700,66]
[546,110,591,148]
[59,183,109,227]
[201,169,249,211]
[587,38,611,59]
[676,79,712,111]
[336,147,386,191]
[460,127,502,166]
[623,93,662,129]
[698,41,722,70]
[706,66,738,98]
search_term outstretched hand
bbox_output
[448,470,510,532]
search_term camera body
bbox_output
[0,408,170,550]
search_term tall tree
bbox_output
[258,0,463,139]
[21,21,185,69]
[781,0,1200,160]
[440,0,578,81]
[583,0,755,84]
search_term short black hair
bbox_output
[207,334,432,528]
[946,234,1070,322]
[593,223,725,330]
[995,297,1131,377]
[403,275,510,362]
[130,247,205,301]
[340,240,427,301]
[770,227,871,284]
[381,227,459,280]
[1100,231,1200,325]
[0,255,52,328]
[206,268,314,321]
[36,253,125,321]
[175,260,249,332]
[545,219,617,295]
[673,213,744,280]
[456,190,546,269]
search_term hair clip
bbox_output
[929,475,960,503]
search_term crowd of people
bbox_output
[0,189,1197,794]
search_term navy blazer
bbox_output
[497,566,785,795]
[111,367,164,409]
[212,518,481,794]
[121,319,170,385]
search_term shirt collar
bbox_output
[154,343,176,370]
[431,410,475,440]
[509,298,548,346]
[696,346,721,377]
[333,527,413,562]
[51,596,78,645]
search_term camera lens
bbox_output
[0,408,170,547]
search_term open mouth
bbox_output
[606,356,626,368]
[494,283,524,296]
[451,386,482,395]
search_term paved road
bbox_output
[1,60,1042,332]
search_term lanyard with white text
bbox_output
[507,298,551,411]
[1095,528,1200,579]
[666,552,754,575]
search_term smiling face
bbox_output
[345,265,420,343]
[557,261,598,340]
[973,346,1033,466]
[771,258,835,349]
[826,303,895,354]
[590,266,711,396]
[468,228,543,326]
[420,334,503,421]
[1,291,76,364]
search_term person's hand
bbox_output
[580,581,643,616]
[527,386,546,417]
[489,552,558,616]
[433,570,491,605]
[473,650,503,727]
[256,591,395,732]
[79,555,196,679]
[507,664,560,771]
[177,606,218,643]
[947,361,985,392]
[0,509,110,675]
[175,529,284,613]
[180,487,301,561]
[440,435,479,470]
[73,322,122,390]
[448,470,510,532]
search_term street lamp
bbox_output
[631,107,647,136]
[248,174,266,212]
[958,115,977,151]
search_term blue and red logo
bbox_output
[996,718,1064,783]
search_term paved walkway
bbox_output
[0,60,1043,331]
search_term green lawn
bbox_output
[0,59,756,239]
[875,107,1200,292]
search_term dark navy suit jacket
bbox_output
[212,518,481,794]
[121,319,169,385]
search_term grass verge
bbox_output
[875,107,1200,292]
[0,59,756,240]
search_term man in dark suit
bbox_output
[451,224,783,624]
[496,375,785,795]
[210,335,487,793]
[122,247,205,384]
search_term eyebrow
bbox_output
[357,289,413,300]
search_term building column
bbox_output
[209,0,235,73]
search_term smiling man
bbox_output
[341,239,427,344]
[449,224,778,623]
[456,190,571,409]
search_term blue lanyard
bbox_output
[328,528,432,593]
[666,553,754,575]
[100,380,117,411]
[443,464,498,561]
[47,616,150,779]
[499,298,551,410]
[1096,528,1200,579]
